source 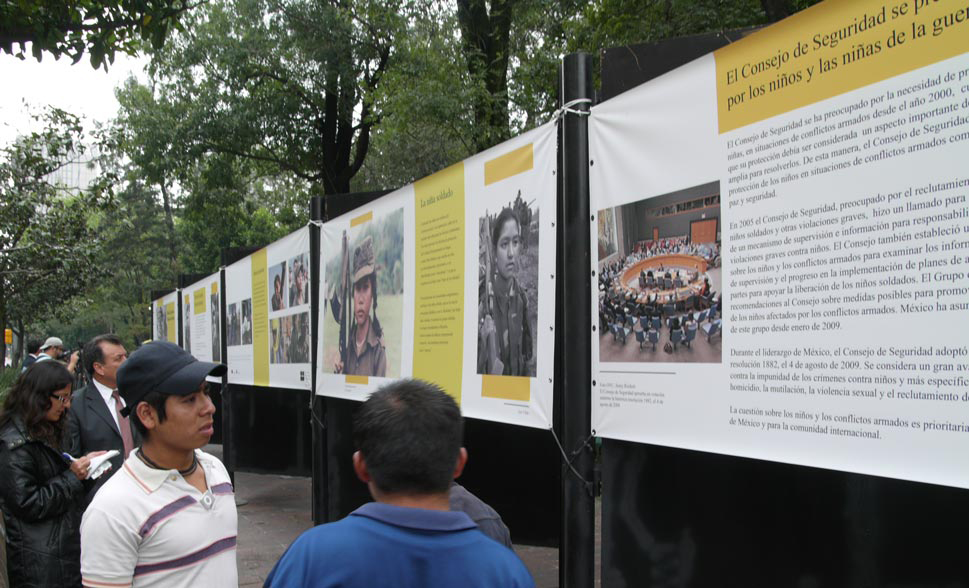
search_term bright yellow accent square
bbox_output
[484,144,534,186]
[481,375,531,402]
[351,211,373,227]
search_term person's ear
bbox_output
[352,451,371,483]
[452,447,468,480]
[135,401,158,431]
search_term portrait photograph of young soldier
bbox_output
[210,289,221,362]
[241,299,253,345]
[154,304,167,342]
[269,262,287,311]
[227,303,238,346]
[324,208,404,379]
[183,297,192,354]
[477,192,539,377]
[288,253,309,307]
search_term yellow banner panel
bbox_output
[194,288,207,314]
[351,211,373,227]
[211,282,218,295]
[413,162,465,403]
[484,144,534,186]
[165,302,176,343]
[251,249,269,387]
[481,375,531,402]
[346,375,369,386]
[715,0,969,133]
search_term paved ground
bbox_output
[212,446,572,587]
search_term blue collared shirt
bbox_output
[265,502,534,588]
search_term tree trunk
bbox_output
[0,281,6,369]
[457,0,514,152]
[12,319,24,367]
[159,182,179,282]
[760,0,792,22]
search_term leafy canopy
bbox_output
[0,0,196,70]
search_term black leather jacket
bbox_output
[0,416,83,588]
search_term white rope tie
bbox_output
[553,98,592,122]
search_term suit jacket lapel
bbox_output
[86,386,122,438]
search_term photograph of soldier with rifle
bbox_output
[154,304,168,342]
[324,208,404,379]
[478,193,539,377]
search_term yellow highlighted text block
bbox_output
[346,375,369,386]
[481,375,530,402]
[251,249,269,387]
[351,211,373,227]
[484,144,533,186]
[194,288,207,314]
[165,302,176,343]
[413,163,465,404]
[715,0,969,133]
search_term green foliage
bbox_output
[144,0,405,194]
[18,0,825,348]
[0,0,194,70]
[0,365,19,403]
[353,7,478,191]
[0,108,115,364]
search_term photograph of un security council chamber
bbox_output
[598,180,722,363]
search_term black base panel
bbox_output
[225,384,313,477]
[601,438,969,588]
[322,396,561,547]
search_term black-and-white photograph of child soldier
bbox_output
[477,191,538,377]
[598,181,722,364]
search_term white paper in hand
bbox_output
[88,450,120,480]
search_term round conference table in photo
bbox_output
[620,253,708,301]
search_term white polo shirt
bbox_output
[80,450,238,588]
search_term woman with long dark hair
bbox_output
[0,361,101,587]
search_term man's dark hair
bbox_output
[129,390,168,438]
[26,338,43,355]
[83,334,124,376]
[353,379,463,495]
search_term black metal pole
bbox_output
[310,195,328,524]
[219,252,233,486]
[556,51,595,588]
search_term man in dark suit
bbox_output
[20,338,43,372]
[66,334,139,506]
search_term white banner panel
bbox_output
[317,123,557,428]
[151,290,179,344]
[226,227,311,390]
[183,272,222,381]
[591,0,969,488]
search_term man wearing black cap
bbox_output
[80,342,238,588]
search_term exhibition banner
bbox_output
[151,290,179,344]
[183,273,222,380]
[317,123,556,429]
[225,227,312,390]
[590,0,969,488]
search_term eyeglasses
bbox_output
[50,394,71,406]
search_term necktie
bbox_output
[112,389,134,457]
